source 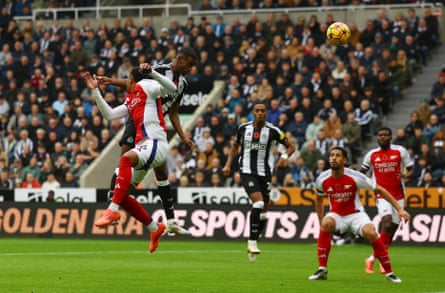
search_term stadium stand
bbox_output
[0,1,443,189]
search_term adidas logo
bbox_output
[375,157,381,162]
[248,181,255,187]
[327,187,333,192]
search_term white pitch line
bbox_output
[0,250,300,257]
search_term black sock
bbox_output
[250,208,261,241]
[159,184,174,220]
[258,218,267,237]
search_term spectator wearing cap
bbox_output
[371,32,385,56]
[212,15,226,38]
[216,64,230,82]
[219,107,229,121]
[222,113,238,140]
[158,28,170,55]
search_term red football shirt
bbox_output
[361,144,413,200]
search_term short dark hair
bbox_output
[178,47,198,61]
[375,126,392,136]
[330,146,348,159]
[253,100,268,108]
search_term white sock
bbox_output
[368,255,375,261]
[248,240,257,247]
[167,219,175,226]
[147,221,158,232]
[109,202,120,212]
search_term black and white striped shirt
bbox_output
[236,121,287,178]
[151,63,188,115]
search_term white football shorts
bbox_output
[325,211,372,237]
[376,198,405,225]
[131,138,169,185]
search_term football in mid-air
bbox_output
[326,22,351,45]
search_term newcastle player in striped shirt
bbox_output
[222,101,295,262]
[96,47,198,235]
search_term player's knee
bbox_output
[252,200,264,209]
[362,223,379,241]
[320,216,335,231]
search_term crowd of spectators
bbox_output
[0,1,443,191]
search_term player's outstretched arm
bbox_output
[96,76,127,88]
[147,68,177,94]
[375,184,411,222]
[83,72,128,120]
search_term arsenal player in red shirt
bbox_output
[360,127,414,274]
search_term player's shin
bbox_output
[258,213,267,237]
[111,156,133,207]
[249,201,264,241]
[317,230,332,267]
[158,180,174,220]
[120,195,151,225]
[371,238,393,273]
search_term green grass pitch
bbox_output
[0,238,443,293]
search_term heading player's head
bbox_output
[329,146,348,170]
[252,101,267,126]
[127,67,150,91]
[375,126,392,149]
[174,47,198,75]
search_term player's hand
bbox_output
[139,63,152,73]
[182,137,194,150]
[222,166,231,177]
[398,209,411,222]
[96,76,112,85]
[83,72,98,89]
